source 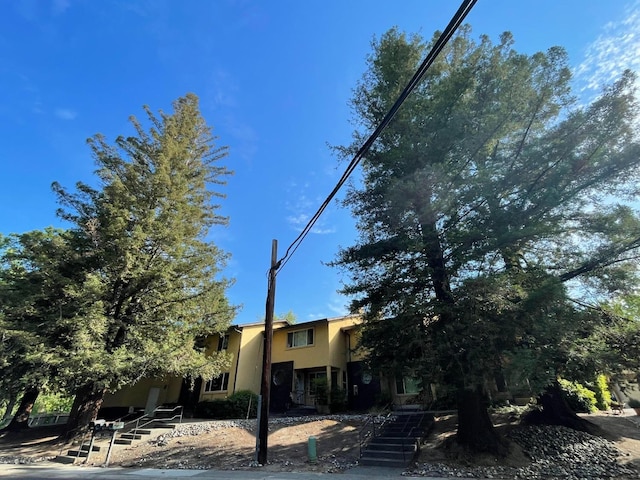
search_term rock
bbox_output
[408,424,639,479]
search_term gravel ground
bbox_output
[407,417,640,479]
[2,412,640,478]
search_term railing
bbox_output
[358,410,394,457]
[120,405,183,437]
[359,410,428,463]
[58,424,91,456]
[28,412,70,427]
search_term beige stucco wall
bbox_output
[104,316,367,408]
[272,322,329,369]
[102,375,182,409]
[233,323,272,393]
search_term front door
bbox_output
[347,361,381,411]
[270,361,294,413]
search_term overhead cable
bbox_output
[275,0,478,274]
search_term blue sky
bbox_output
[1,0,638,325]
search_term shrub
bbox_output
[558,379,597,413]
[228,390,258,418]
[593,374,612,411]
[33,393,73,414]
[194,391,258,419]
[329,387,347,413]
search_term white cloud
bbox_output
[211,69,239,109]
[54,108,77,120]
[574,1,640,96]
[285,185,337,235]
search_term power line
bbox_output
[275,0,478,275]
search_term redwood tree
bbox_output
[52,94,236,435]
[333,27,640,454]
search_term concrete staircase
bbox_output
[359,411,434,468]
[53,417,182,464]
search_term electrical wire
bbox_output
[275,0,478,275]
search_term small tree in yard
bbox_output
[333,27,640,455]
[50,94,236,435]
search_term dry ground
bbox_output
[2,410,640,474]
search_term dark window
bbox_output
[217,334,229,351]
[205,372,229,392]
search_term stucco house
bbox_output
[102,314,419,415]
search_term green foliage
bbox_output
[194,391,258,419]
[32,393,73,414]
[312,377,329,405]
[228,390,258,418]
[329,387,347,413]
[333,25,640,405]
[373,391,393,409]
[2,94,236,431]
[593,375,612,411]
[558,379,597,413]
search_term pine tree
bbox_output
[51,94,236,434]
[333,27,640,454]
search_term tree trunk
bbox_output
[456,387,508,456]
[522,382,601,435]
[64,382,106,438]
[5,387,39,432]
[1,390,18,423]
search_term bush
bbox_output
[228,390,258,418]
[194,390,258,419]
[329,387,347,413]
[33,393,73,414]
[593,374,612,411]
[558,379,597,413]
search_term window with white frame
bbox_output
[217,334,229,351]
[395,376,420,395]
[204,372,229,392]
[287,328,314,348]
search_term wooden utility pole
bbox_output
[257,239,277,465]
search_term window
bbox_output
[287,328,314,348]
[205,372,229,392]
[396,376,420,395]
[217,334,229,351]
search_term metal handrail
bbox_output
[124,405,183,437]
[358,410,394,457]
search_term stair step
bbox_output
[361,449,415,460]
[119,433,143,440]
[66,450,88,457]
[359,456,410,468]
[114,439,132,445]
[151,422,177,429]
[80,444,101,452]
[369,436,421,444]
[52,455,77,464]
[366,442,417,452]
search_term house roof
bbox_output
[230,314,361,332]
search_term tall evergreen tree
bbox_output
[333,27,640,454]
[52,94,236,434]
[0,229,90,431]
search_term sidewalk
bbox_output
[0,463,454,480]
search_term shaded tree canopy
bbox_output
[1,94,237,434]
[333,26,640,453]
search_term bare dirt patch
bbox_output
[2,410,640,475]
